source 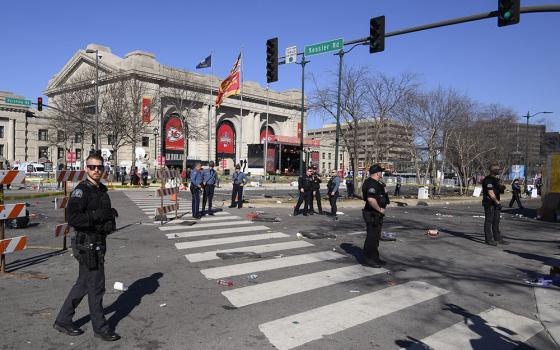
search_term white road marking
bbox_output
[159,220,255,231]
[201,251,345,279]
[259,281,449,350]
[175,232,288,250]
[185,241,314,263]
[403,307,544,350]
[153,212,230,224]
[165,225,271,239]
[223,265,389,308]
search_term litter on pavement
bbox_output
[349,290,361,293]
[159,303,167,308]
[381,232,397,241]
[298,231,337,239]
[217,280,234,287]
[248,274,258,280]
[113,281,128,291]
[426,229,439,237]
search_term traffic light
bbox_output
[266,38,278,83]
[369,16,385,53]
[498,0,520,27]
[37,97,43,111]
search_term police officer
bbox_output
[309,167,323,214]
[190,163,203,218]
[54,153,120,341]
[293,167,313,216]
[229,164,247,209]
[509,178,524,209]
[202,161,219,215]
[327,169,341,220]
[345,171,354,198]
[394,175,402,196]
[361,164,389,268]
[482,164,508,246]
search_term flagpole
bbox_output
[239,47,244,167]
[208,51,214,163]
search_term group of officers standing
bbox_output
[293,166,342,220]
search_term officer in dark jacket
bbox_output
[327,170,341,220]
[309,167,323,214]
[229,164,247,208]
[509,178,524,209]
[190,163,203,218]
[482,164,508,246]
[54,153,120,341]
[293,167,313,216]
[202,161,219,215]
[361,164,389,268]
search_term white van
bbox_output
[12,162,48,175]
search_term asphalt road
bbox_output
[0,189,558,350]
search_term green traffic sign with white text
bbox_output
[3,97,32,106]
[304,38,344,56]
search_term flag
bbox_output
[215,53,241,109]
[196,55,212,69]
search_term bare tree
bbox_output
[100,78,130,171]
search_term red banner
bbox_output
[66,151,76,163]
[142,98,151,123]
[260,128,276,143]
[217,123,235,154]
[165,116,184,151]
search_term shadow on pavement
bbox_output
[395,304,538,350]
[439,228,486,244]
[504,250,560,267]
[5,249,67,273]
[340,243,365,264]
[75,272,163,330]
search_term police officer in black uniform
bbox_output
[202,161,219,215]
[309,166,323,214]
[53,153,120,341]
[482,164,508,246]
[361,164,389,268]
[293,167,313,216]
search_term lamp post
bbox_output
[153,127,159,181]
[522,111,552,190]
[85,49,100,152]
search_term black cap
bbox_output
[209,161,215,167]
[369,164,384,174]
[235,164,241,169]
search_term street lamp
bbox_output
[523,111,553,189]
[85,49,100,152]
[153,127,159,181]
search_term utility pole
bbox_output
[299,54,309,177]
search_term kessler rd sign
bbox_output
[304,38,344,56]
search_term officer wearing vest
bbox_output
[361,164,389,268]
[294,167,314,216]
[482,164,508,246]
[202,161,219,215]
[327,170,341,220]
[309,166,323,214]
[229,164,247,209]
[54,153,120,341]
[190,163,203,218]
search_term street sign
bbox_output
[285,46,297,64]
[304,38,344,56]
[3,97,31,106]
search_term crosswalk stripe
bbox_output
[259,281,449,350]
[154,212,231,224]
[175,232,288,250]
[188,215,241,222]
[166,225,271,239]
[402,307,543,350]
[185,241,315,263]
[201,251,345,279]
[223,265,389,308]
[159,220,255,231]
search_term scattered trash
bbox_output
[381,232,396,241]
[298,231,336,239]
[336,211,345,215]
[113,281,128,291]
[292,321,300,324]
[296,232,303,239]
[404,211,409,214]
[441,214,454,218]
[426,229,439,237]
[248,274,258,280]
[349,290,361,293]
[217,252,262,260]
[387,280,397,286]
[274,254,285,258]
[217,280,234,287]
[276,201,282,204]
[174,234,180,238]
[159,303,167,308]
[525,278,553,287]
[435,213,442,216]
[472,215,485,218]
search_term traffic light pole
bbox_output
[299,54,309,177]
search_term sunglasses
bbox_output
[86,165,104,171]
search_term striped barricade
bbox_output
[56,170,109,183]
[0,170,26,185]
[155,204,179,216]
[55,197,69,210]
[156,187,179,197]
[55,223,72,238]
[0,204,27,220]
[157,169,179,179]
[0,236,27,255]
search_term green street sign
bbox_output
[304,38,344,56]
[4,97,31,106]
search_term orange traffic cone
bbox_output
[171,193,177,201]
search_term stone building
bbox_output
[38,43,307,173]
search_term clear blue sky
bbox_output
[1,0,558,131]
